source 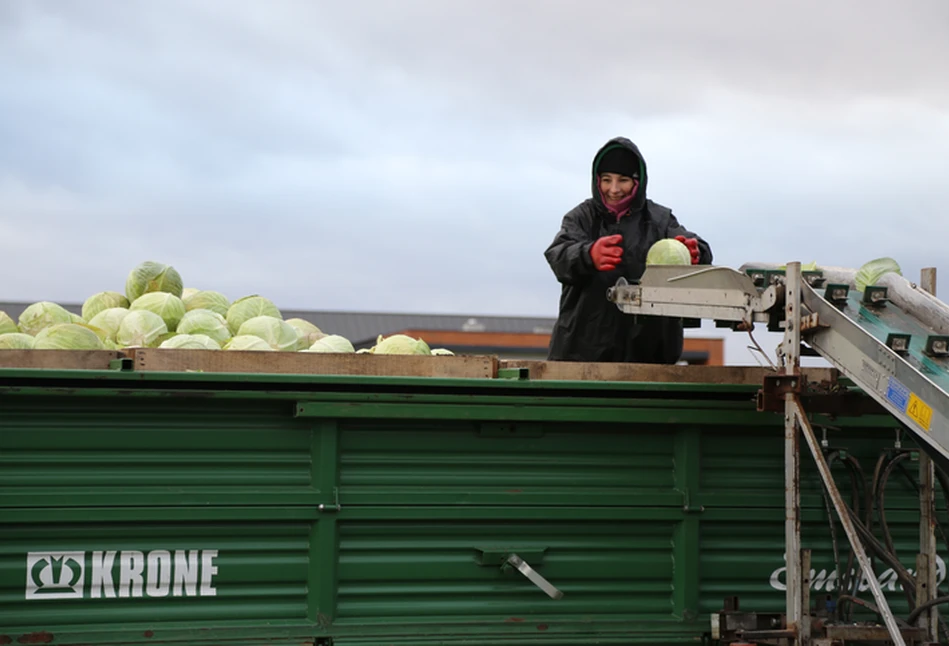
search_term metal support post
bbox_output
[784,262,803,643]
[793,399,907,646]
[919,267,939,641]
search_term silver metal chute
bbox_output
[606,265,780,327]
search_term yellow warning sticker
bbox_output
[907,393,934,431]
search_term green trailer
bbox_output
[0,350,941,645]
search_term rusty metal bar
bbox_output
[792,397,906,646]
[919,267,939,641]
[784,262,804,643]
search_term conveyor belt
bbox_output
[801,279,949,465]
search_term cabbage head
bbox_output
[82,291,130,321]
[286,318,324,350]
[183,290,230,317]
[237,315,299,351]
[0,311,16,335]
[116,310,169,348]
[159,334,221,350]
[431,348,455,356]
[129,292,187,331]
[181,287,201,300]
[177,309,232,345]
[0,333,35,349]
[18,301,74,336]
[223,335,275,351]
[646,238,692,266]
[372,334,432,355]
[306,335,356,353]
[855,257,902,292]
[34,323,106,350]
[87,308,130,343]
[226,295,281,334]
[125,261,184,302]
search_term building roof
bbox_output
[0,301,556,346]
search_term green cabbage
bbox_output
[223,335,275,351]
[0,311,17,335]
[82,291,130,321]
[159,334,221,350]
[646,238,692,266]
[33,323,106,350]
[226,295,281,334]
[87,308,130,342]
[130,292,187,331]
[0,333,36,349]
[116,310,169,348]
[177,309,232,345]
[855,257,902,292]
[371,334,431,355]
[431,348,455,356]
[183,290,230,317]
[125,261,184,302]
[18,301,74,336]
[305,334,356,353]
[181,287,201,300]
[237,315,299,351]
[286,318,324,350]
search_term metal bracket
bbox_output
[109,357,134,371]
[757,374,803,413]
[497,367,530,380]
[318,487,341,512]
[504,553,563,600]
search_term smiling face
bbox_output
[598,172,636,205]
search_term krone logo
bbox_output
[26,552,85,600]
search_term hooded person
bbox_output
[544,137,712,363]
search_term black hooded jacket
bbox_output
[544,137,713,363]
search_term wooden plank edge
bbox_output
[498,359,838,385]
[126,347,499,379]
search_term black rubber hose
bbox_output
[841,453,870,613]
[845,505,917,604]
[878,452,910,565]
[822,451,844,620]
[907,595,949,626]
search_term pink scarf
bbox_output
[599,178,639,221]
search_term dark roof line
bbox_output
[0,301,557,343]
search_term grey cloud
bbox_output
[1,1,948,366]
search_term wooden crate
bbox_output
[125,348,499,379]
[499,359,837,385]
[0,349,125,371]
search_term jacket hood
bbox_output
[591,137,648,213]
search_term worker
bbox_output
[544,137,712,363]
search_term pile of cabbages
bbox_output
[0,261,452,355]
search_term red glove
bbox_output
[590,234,623,271]
[675,235,701,265]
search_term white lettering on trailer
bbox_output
[769,552,946,593]
[146,550,172,597]
[26,549,220,600]
[90,551,117,599]
[201,550,218,597]
[174,550,199,597]
[119,551,145,598]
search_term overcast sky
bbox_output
[2,1,947,363]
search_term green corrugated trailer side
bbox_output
[0,367,936,645]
